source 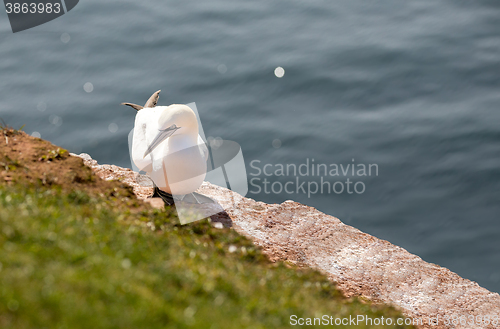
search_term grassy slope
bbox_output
[0,127,414,329]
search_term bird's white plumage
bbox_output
[131,104,208,195]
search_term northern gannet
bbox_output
[122,91,208,203]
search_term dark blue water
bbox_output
[1,0,499,292]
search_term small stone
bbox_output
[143,198,164,209]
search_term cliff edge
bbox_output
[75,153,500,329]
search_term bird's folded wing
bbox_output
[131,111,155,172]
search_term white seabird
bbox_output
[122,90,208,198]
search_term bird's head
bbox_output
[158,104,198,136]
[143,104,199,158]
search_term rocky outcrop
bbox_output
[73,153,500,329]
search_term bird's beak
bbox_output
[143,124,180,158]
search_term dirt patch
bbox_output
[0,128,137,206]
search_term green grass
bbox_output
[0,185,414,329]
[0,127,414,328]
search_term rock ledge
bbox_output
[74,153,500,329]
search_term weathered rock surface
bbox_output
[73,153,500,329]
